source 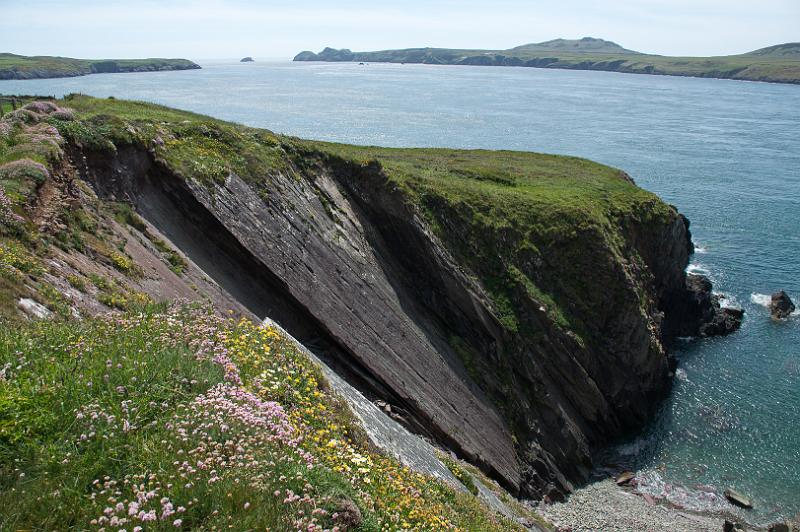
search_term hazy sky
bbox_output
[2,0,797,59]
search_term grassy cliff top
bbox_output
[53,94,670,232]
[294,40,800,85]
[0,53,200,80]
[43,95,675,338]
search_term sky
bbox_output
[1,0,798,60]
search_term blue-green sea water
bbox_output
[2,60,798,522]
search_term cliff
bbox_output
[0,96,740,512]
[293,38,800,85]
[0,53,201,80]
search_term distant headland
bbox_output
[294,37,800,85]
[0,53,201,80]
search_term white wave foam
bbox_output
[715,293,741,310]
[694,244,708,254]
[633,470,731,513]
[750,293,771,308]
[675,368,689,382]
[687,263,710,275]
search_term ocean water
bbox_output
[2,60,799,521]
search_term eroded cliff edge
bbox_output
[1,96,741,502]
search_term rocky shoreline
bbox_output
[540,476,799,532]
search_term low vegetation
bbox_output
[0,303,524,530]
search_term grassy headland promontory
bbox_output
[0,94,744,529]
[0,53,200,80]
[294,37,800,85]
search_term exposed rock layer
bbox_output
[70,134,738,500]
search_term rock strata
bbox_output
[59,99,744,503]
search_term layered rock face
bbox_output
[57,102,739,500]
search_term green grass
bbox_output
[295,41,800,84]
[0,53,199,80]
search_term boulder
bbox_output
[771,291,796,319]
[724,488,753,509]
[18,298,53,319]
[615,471,635,486]
[768,522,790,532]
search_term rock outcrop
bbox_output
[23,95,742,502]
[240,57,254,62]
[662,273,743,340]
[771,291,796,319]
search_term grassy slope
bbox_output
[0,53,200,80]
[0,97,538,530]
[294,42,800,84]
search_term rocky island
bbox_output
[0,53,201,80]
[294,37,800,85]
[0,95,744,529]
[240,56,255,62]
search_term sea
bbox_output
[2,59,798,522]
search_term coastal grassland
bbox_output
[0,53,200,80]
[0,304,523,531]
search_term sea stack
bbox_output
[770,291,796,319]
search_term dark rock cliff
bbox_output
[68,129,738,501]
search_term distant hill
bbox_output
[0,53,200,80]
[509,37,640,54]
[744,42,800,58]
[294,39,800,85]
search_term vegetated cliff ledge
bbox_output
[0,95,741,504]
[293,38,800,85]
[0,53,200,80]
